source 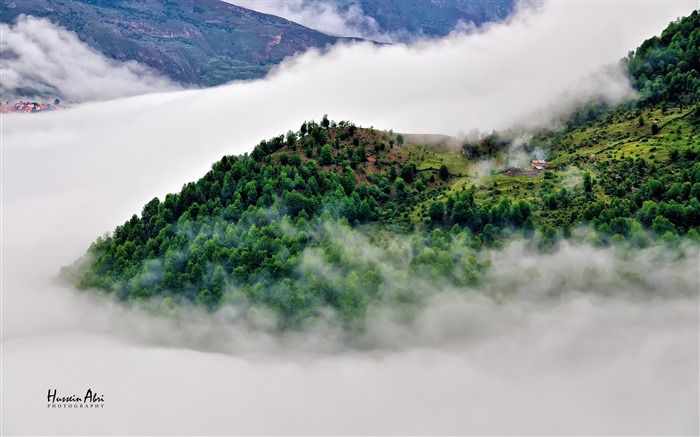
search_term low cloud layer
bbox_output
[2,2,693,132]
[224,0,397,42]
[0,15,180,101]
[2,1,699,435]
[3,218,699,434]
[2,2,692,145]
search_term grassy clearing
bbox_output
[406,143,472,177]
[399,105,697,226]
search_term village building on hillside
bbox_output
[502,158,549,178]
[530,159,546,170]
[0,99,65,113]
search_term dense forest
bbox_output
[628,10,700,106]
[65,12,700,328]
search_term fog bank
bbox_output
[224,0,396,42]
[0,15,180,101]
[3,237,698,435]
[2,2,694,133]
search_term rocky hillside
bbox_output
[338,0,514,39]
[1,0,349,86]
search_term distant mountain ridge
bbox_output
[0,0,350,87]
[225,0,515,42]
[330,0,515,39]
[1,0,516,90]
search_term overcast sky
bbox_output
[2,1,699,435]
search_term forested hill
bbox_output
[65,12,700,328]
[628,9,700,107]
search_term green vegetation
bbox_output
[628,10,700,107]
[66,12,700,328]
[67,119,499,327]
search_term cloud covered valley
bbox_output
[2,1,699,435]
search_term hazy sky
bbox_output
[2,1,699,435]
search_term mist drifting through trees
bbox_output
[2,1,699,435]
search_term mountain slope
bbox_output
[628,10,700,106]
[339,0,515,38]
[0,0,348,86]
[229,0,514,41]
[65,105,700,325]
